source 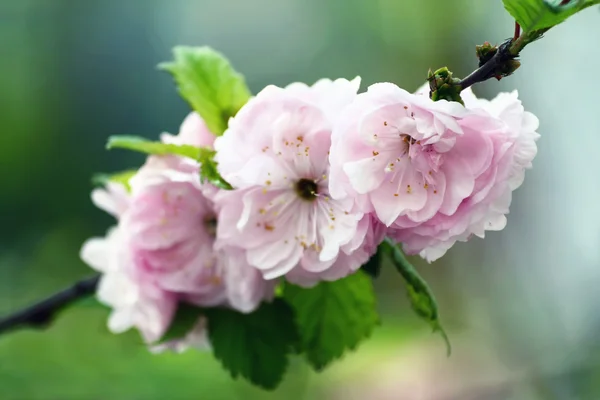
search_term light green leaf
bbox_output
[75,297,110,310]
[381,239,451,355]
[156,302,203,344]
[283,271,379,371]
[106,135,234,190]
[91,169,137,191]
[205,299,299,390]
[503,0,600,32]
[159,46,252,136]
[106,135,202,159]
[197,149,234,190]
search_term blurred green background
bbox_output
[2,1,600,399]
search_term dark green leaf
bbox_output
[381,239,451,355]
[205,299,299,390]
[156,302,203,344]
[503,0,600,32]
[283,271,379,371]
[91,169,137,191]
[360,249,382,278]
[159,46,252,136]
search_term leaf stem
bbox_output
[458,26,546,92]
[0,275,100,335]
[382,239,451,356]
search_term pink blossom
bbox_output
[285,215,387,286]
[329,82,539,261]
[214,78,383,286]
[125,156,226,304]
[131,114,275,311]
[80,114,274,345]
[80,185,177,343]
[160,111,216,147]
[90,181,130,218]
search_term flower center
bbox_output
[203,214,218,238]
[295,178,319,201]
[400,134,417,155]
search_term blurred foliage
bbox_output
[3,0,600,399]
[0,1,473,397]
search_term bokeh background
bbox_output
[2,1,600,399]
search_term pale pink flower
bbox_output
[80,185,177,343]
[160,111,216,147]
[125,153,275,311]
[90,181,130,218]
[124,156,226,304]
[80,113,274,346]
[330,82,539,261]
[460,88,540,190]
[285,215,387,286]
[214,78,382,286]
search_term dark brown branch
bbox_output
[457,23,552,92]
[0,275,100,335]
[459,0,600,93]
[458,38,517,91]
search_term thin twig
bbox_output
[458,25,548,92]
[458,38,515,91]
[0,275,100,335]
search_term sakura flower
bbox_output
[127,114,275,311]
[460,88,540,190]
[160,111,215,148]
[80,184,177,343]
[285,215,387,286]
[90,180,129,218]
[124,154,275,310]
[124,155,227,305]
[329,82,539,261]
[80,113,274,346]
[214,78,382,286]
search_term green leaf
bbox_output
[360,248,382,278]
[205,299,299,390]
[503,0,600,32]
[159,46,252,136]
[91,169,137,191]
[156,302,203,344]
[106,135,234,190]
[106,135,202,159]
[283,271,379,371]
[381,239,451,356]
[197,149,234,190]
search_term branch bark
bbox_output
[457,27,551,92]
[0,275,100,335]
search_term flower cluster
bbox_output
[81,113,275,350]
[81,76,538,350]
